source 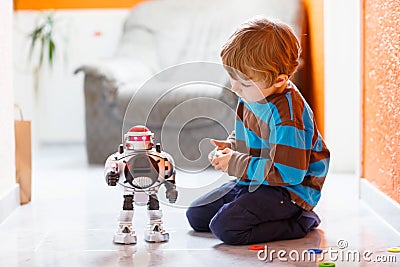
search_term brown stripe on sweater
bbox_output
[249,147,262,157]
[271,144,310,170]
[268,89,305,130]
[235,140,271,158]
[250,147,272,158]
[227,151,251,180]
[286,190,314,211]
[301,175,326,191]
[241,105,270,140]
[289,89,305,129]
[269,95,292,125]
[311,121,319,146]
[238,159,251,182]
[265,163,291,186]
[321,141,330,155]
[276,120,306,131]
[236,139,250,154]
[230,150,289,186]
[310,147,330,163]
[236,102,244,122]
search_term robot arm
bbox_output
[106,170,120,186]
[104,154,120,186]
[161,152,177,203]
[164,179,178,204]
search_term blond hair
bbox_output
[221,17,301,87]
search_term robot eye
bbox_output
[129,136,150,141]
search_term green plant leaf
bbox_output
[28,26,44,61]
[39,36,45,68]
[28,11,57,70]
[49,38,55,67]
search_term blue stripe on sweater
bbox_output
[243,101,277,125]
[270,125,313,150]
[312,134,324,152]
[235,119,246,141]
[307,158,330,177]
[268,102,282,125]
[246,158,306,185]
[283,185,321,207]
[238,173,322,207]
[247,157,268,183]
[274,162,306,184]
[235,121,270,149]
[302,104,314,131]
[245,130,270,149]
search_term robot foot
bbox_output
[144,223,169,243]
[113,225,137,244]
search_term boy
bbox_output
[186,17,330,245]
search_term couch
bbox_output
[75,0,307,170]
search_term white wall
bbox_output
[0,0,20,223]
[0,0,16,196]
[324,0,361,173]
[13,9,129,144]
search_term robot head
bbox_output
[124,125,154,150]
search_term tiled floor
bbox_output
[1,144,399,266]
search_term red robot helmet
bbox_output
[124,125,154,150]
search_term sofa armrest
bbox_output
[75,58,153,109]
[74,58,153,86]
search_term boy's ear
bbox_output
[274,74,289,87]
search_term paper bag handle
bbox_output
[14,103,24,121]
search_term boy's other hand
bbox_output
[208,139,232,162]
[211,148,232,172]
[210,139,231,150]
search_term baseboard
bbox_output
[0,184,20,224]
[360,178,400,234]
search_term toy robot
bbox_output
[104,125,178,244]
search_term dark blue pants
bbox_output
[186,181,316,245]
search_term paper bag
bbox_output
[14,104,32,204]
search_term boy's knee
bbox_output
[209,211,249,245]
[186,207,210,232]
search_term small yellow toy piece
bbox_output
[387,247,400,253]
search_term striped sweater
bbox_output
[227,82,330,211]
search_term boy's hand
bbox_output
[211,148,232,172]
[208,139,232,162]
[210,139,231,150]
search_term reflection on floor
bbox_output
[1,144,399,266]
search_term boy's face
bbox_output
[229,74,287,102]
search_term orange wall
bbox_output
[302,0,325,136]
[14,0,145,9]
[362,0,400,204]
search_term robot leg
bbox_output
[145,194,169,242]
[114,194,137,244]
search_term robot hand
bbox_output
[106,171,120,186]
[164,180,177,203]
[166,188,178,203]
